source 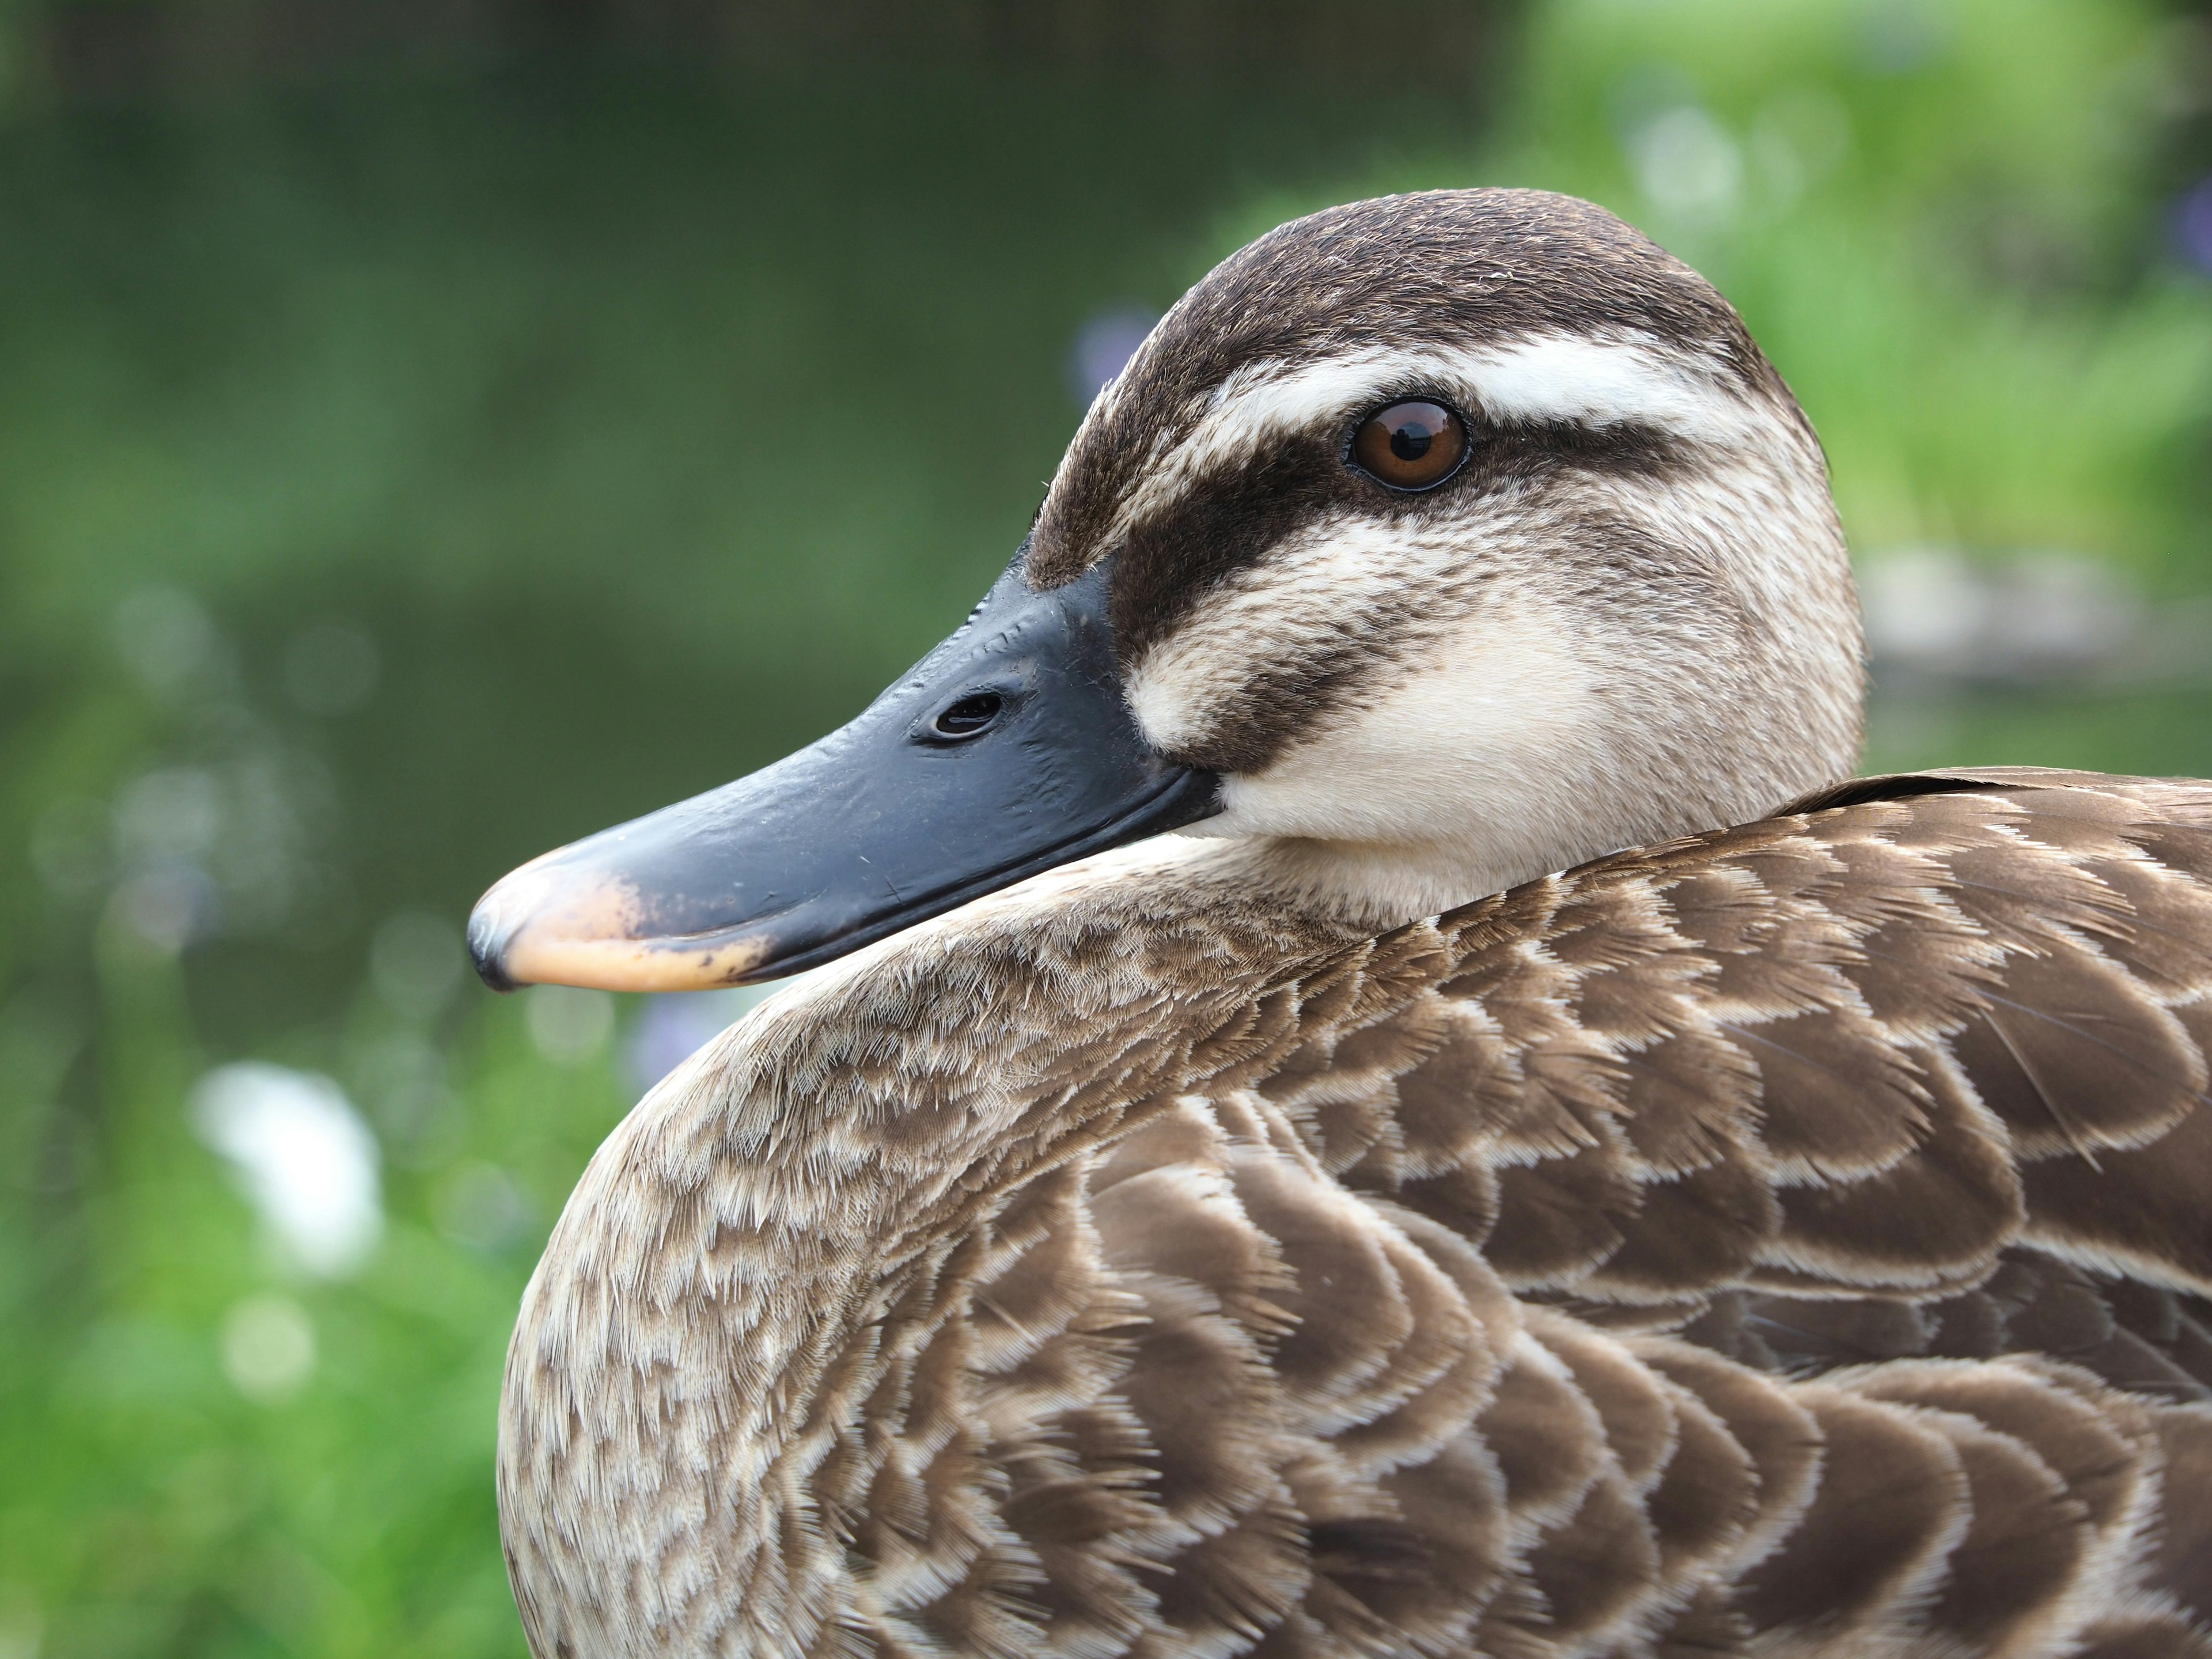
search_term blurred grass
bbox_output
[4,4,2212,1656]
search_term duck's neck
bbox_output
[1221,833,1542,932]
[1192,761,1855,939]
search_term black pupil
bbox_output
[935,693,1002,736]
[1388,419,1435,461]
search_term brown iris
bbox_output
[1351,399,1466,490]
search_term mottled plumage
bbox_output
[486,192,2212,1658]
[503,771,2212,1658]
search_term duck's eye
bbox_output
[1351,400,1466,491]
[930,692,1005,739]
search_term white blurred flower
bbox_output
[112,586,222,700]
[109,862,219,955]
[1630,105,1744,225]
[1860,546,1990,665]
[114,767,224,862]
[221,1293,316,1404]
[527,984,614,1066]
[1860,547,2143,684]
[192,1063,383,1277]
[370,910,466,1022]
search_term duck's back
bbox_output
[501,770,2212,1659]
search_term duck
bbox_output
[466,189,2212,1659]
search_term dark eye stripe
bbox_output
[1103,410,1688,669]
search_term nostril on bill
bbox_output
[929,692,1005,740]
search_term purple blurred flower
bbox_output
[626,992,738,1093]
[2177,179,2212,276]
[1069,306,1158,407]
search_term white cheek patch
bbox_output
[1209,593,1600,858]
[1097,329,1758,552]
[1122,502,1626,906]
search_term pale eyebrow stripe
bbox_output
[1099,330,1757,547]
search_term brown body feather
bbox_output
[501,770,2212,1658]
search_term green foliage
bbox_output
[0,65,1494,1659]
[3,935,613,1658]
[3,6,2210,1655]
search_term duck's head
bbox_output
[469,188,1861,993]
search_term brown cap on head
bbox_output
[1028,188,1778,594]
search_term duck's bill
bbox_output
[466,558,1221,993]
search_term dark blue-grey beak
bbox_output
[467,556,1220,992]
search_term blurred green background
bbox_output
[5,1,2212,1653]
